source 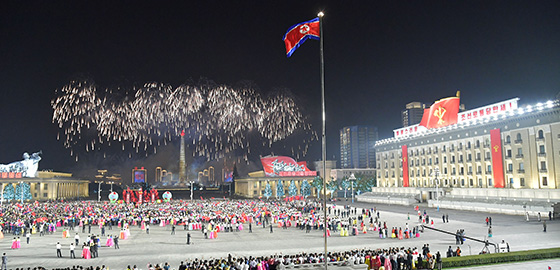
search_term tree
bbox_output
[355,173,376,193]
[14,182,32,201]
[326,180,339,198]
[340,177,350,198]
[288,180,297,197]
[311,176,323,195]
[2,183,15,201]
[264,181,273,200]
[300,179,311,198]
[276,180,285,198]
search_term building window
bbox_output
[539,145,545,154]
[507,163,513,172]
[506,149,512,158]
[543,177,548,186]
[444,167,448,174]
[453,179,457,186]
[467,141,471,148]
[445,179,449,186]
[469,179,473,186]
[478,178,483,187]
[505,135,511,144]
[488,178,493,187]
[538,130,544,139]
[461,179,465,186]
[43,193,48,197]
[520,178,525,186]
[487,165,492,173]
[540,161,547,171]
[516,133,522,142]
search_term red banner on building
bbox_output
[490,129,505,188]
[402,145,409,187]
[260,156,315,177]
[419,96,460,129]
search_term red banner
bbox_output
[402,145,409,187]
[260,156,314,177]
[490,129,505,188]
[419,96,460,129]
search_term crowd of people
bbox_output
[0,198,446,270]
[4,245,443,270]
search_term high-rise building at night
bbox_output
[340,126,378,169]
[155,167,162,182]
[402,102,426,127]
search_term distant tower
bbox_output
[179,130,186,184]
[155,167,162,182]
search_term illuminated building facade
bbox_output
[375,98,559,191]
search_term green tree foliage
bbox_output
[2,183,15,201]
[14,182,32,201]
[288,180,298,197]
[311,176,323,192]
[300,179,311,198]
[354,173,376,193]
[326,180,339,198]
[276,180,285,198]
[264,181,273,199]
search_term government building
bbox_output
[368,97,560,215]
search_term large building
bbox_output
[340,126,378,169]
[401,102,426,127]
[0,171,89,201]
[375,98,559,193]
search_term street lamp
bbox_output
[349,173,356,204]
[432,168,441,211]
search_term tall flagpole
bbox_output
[317,11,328,270]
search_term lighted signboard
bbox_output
[260,156,316,177]
[132,167,147,183]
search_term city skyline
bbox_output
[1,1,559,175]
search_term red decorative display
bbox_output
[402,145,409,187]
[490,129,505,188]
[420,96,461,129]
[260,156,316,177]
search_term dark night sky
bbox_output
[1,1,559,176]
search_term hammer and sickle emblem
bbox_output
[434,106,447,125]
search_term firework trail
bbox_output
[51,78,317,162]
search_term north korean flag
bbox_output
[283,17,320,57]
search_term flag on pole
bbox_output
[283,17,320,57]
[419,96,460,129]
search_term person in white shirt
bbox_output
[56,242,62,258]
[70,243,76,258]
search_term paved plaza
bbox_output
[1,201,559,269]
